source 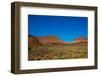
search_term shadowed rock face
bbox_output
[28,36,42,47]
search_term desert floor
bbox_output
[28,44,88,61]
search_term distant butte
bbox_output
[28,35,87,47]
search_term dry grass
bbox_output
[28,44,88,60]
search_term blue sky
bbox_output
[28,15,88,42]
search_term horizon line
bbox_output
[28,34,88,42]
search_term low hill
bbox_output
[28,35,87,47]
